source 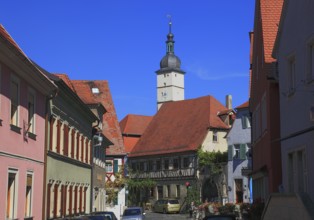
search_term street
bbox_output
[144,210,191,220]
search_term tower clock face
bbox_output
[162,91,167,99]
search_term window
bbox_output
[261,94,267,133]
[114,159,119,173]
[164,159,169,170]
[106,162,113,173]
[173,158,179,169]
[27,89,35,134]
[139,162,144,171]
[241,114,251,129]
[10,79,19,126]
[156,160,161,170]
[306,40,314,82]
[213,130,218,142]
[167,185,171,197]
[25,172,33,217]
[176,185,180,197]
[287,56,296,95]
[6,169,18,219]
[288,149,307,193]
[234,145,240,159]
[131,162,137,172]
[183,157,190,168]
[148,160,153,171]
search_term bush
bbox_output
[218,203,235,214]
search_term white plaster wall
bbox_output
[202,130,228,153]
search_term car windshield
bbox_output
[124,209,141,216]
[169,200,179,204]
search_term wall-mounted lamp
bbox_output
[93,133,103,147]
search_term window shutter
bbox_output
[228,145,233,161]
[241,116,246,129]
[114,160,118,173]
[240,144,246,160]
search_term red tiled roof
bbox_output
[120,114,153,135]
[129,95,230,157]
[236,101,249,109]
[0,24,26,56]
[120,114,153,153]
[260,0,284,63]
[71,80,125,155]
[54,74,75,91]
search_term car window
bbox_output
[124,209,141,216]
[169,199,179,204]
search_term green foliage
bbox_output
[126,178,156,189]
[186,185,201,208]
[197,149,228,174]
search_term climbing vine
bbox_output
[197,149,228,174]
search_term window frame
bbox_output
[6,168,18,219]
[25,171,33,218]
[27,88,36,135]
[212,130,218,143]
[10,75,20,128]
[287,54,296,96]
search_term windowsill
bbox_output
[27,132,37,140]
[10,124,21,134]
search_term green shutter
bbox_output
[114,159,118,173]
[228,145,233,161]
[240,144,246,160]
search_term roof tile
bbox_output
[129,95,230,157]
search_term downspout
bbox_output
[42,89,58,220]
[91,120,100,213]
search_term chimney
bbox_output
[226,95,232,109]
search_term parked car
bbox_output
[202,214,236,220]
[90,211,118,220]
[153,198,181,214]
[121,207,146,220]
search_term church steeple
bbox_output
[166,18,174,54]
[156,17,186,110]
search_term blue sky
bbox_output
[0,1,255,121]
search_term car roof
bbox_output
[125,206,142,209]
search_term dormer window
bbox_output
[92,87,99,94]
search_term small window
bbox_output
[106,162,113,173]
[173,158,179,169]
[287,56,296,95]
[176,185,180,197]
[156,160,161,170]
[164,159,169,170]
[213,130,218,142]
[7,169,18,219]
[28,89,35,134]
[234,145,240,159]
[183,157,189,168]
[306,39,314,82]
[167,185,171,197]
[10,79,19,126]
[241,114,251,129]
[148,161,153,171]
[25,172,33,217]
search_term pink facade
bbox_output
[0,61,48,220]
[0,24,57,220]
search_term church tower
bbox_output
[156,19,185,110]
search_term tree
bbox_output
[197,149,228,203]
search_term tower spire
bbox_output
[166,15,174,54]
[167,14,172,33]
